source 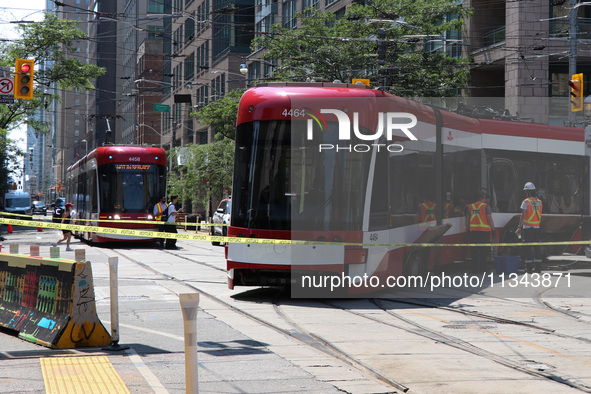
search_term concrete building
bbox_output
[32,0,591,192]
[465,0,591,125]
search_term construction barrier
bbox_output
[0,252,110,348]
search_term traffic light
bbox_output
[569,73,583,112]
[14,58,34,99]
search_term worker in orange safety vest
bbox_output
[465,191,495,272]
[515,182,543,273]
[417,194,437,224]
[153,195,168,248]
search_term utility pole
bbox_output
[569,0,578,124]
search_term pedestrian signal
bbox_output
[14,58,34,100]
[569,73,583,112]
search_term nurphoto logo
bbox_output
[305,109,418,152]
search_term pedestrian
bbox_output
[153,195,168,248]
[515,182,543,273]
[53,203,74,251]
[417,194,436,224]
[465,192,495,272]
[165,195,183,250]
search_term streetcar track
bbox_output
[367,298,591,392]
[271,298,409,393]
[112,247,591,392]
[112,249,407,393]
[390,298,591,345]
[311,298,591,392]
[535,286,591,322]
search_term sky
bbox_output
[1,2,46,182]
[0,2,46,40]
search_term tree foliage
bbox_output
[252,0,471,97]
[0,13,105,195]
[167,140,235,210]
[166,89,243,210]
[192,89,245,140]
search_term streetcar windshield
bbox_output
[233,120,372,231]
[98,163,166,213]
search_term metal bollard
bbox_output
[179,293,200,394]
[103,256,129,351]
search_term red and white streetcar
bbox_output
[64,145,167,243]
[226,82,589,293]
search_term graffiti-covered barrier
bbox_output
[0,252,110,348]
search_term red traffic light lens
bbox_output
[20,63,31,73]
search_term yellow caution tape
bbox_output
[1,216,590,248]
[0,211,225,226]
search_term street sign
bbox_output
[0,78,15,104]
[154,103,170,112]
[0,78,14,95]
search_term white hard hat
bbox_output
[523,182,536,191]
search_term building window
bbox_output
[148,0,164,13]
[196,85,209,107]
[197,1,210,33]
[185,52,195,81]
[283,0,297,29]
[185,16,195,43]
[303,0,318,11]
[174,27,183,51]
[211,74,226,100]
[148,26,164,39]
[424,14,462,59]
[197,41,209,73]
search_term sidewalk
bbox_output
[0,225,393,394]
[0,295,344,394]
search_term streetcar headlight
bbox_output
[114,215,121,220]
[147,214,154,220]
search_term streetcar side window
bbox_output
[485,150,587,215]
[90,168,98,212]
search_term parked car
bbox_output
[32,200,47,215]
[211,197,231,246]
[52,197,66,223]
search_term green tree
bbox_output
[167,140,235,209]
[192,89,245,140]
[167,90,243,211]
[0,13,105,196]
[252,0,471,97]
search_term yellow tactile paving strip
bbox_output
[40,356,130,394]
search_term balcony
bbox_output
[482,26,505,48]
